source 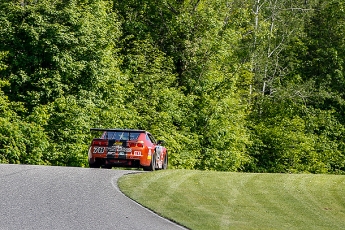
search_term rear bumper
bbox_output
[92,157,141,168]
[88,145,151,167]
[89,153,151,167]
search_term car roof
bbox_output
[90,128,147,133]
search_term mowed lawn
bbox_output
[118,170,345,230]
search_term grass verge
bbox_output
[118,170,345,230]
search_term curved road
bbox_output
[0,164,186,230]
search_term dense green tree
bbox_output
[0,0,126,165]
[114,0,254,170]
[247,88,344,173]
[0,80,49,164]
[0,0,121,110]
[301,0,345,120]
[0,0,344,173]
[245,0,345,173]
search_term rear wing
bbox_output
[90,128,147,140]
[90,128,146,133]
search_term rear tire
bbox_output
[101,165,112,169]
[143,153,156,171]
[162,153,168,170]
[89,162,100,168]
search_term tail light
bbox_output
[92,140,108,146]
[129,142,144,148]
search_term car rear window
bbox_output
[101,131,140,140]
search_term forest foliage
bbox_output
[0,0,344,173]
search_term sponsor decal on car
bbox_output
[147,148,152,160]
[133,151,142,156]
[108,146,132,152]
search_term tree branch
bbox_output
[166,2,178,14]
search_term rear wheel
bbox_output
[89,162,100,168]
[101,165,112,169]
[162,153,168,170]
[143,153,156,171]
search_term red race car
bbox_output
[88,128,168,171]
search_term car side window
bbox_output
[146,134,151,143]
[147,134,156,144]
[146,134,155,144]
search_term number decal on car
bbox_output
[93,147,105,154]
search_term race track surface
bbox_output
[0,164,186,230]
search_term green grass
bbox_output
[118,170,345,230]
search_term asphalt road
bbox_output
[0,164,186,230]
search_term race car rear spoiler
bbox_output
[90,128,146,133]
